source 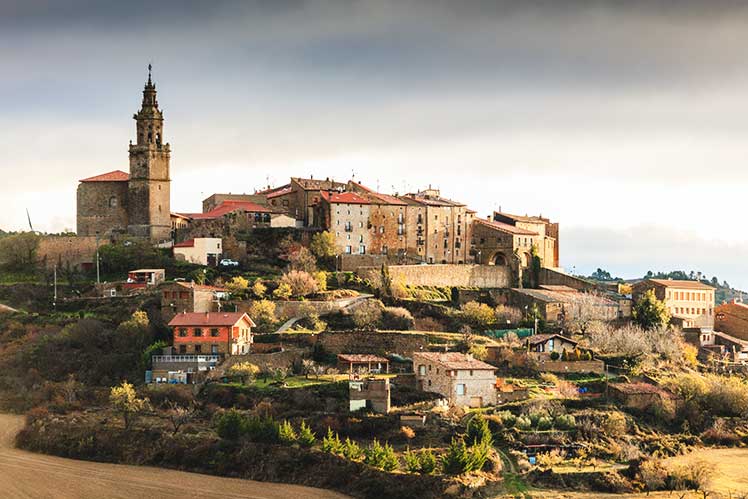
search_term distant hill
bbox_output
[583,268,746,304]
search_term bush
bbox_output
[278,420,298,444]
[273,282,293,300]
[549,351,560,361]
[461,301,496,330]
[537,416,553,431]
[364,439,398,471]
[215,409,244,440]
[404,447,437,474]
[554,414,576,430]
[466,415,493,447]
[351,299,384,330]
[280,270,319,298]
[441,436,490,475]
[322,427,343,454]
[516,416,532,431]
[381,307,415,330]
[243,416,280,443]
[298,421,316,448]
[342,437,364,460]
[249,300,277,325]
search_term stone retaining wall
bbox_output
[358,264,510,289]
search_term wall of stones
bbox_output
[538,268,595,291]
[317,331,428,357]
[358,264,510,288]
[76,182,129,237]
[37,236,98,270]
[532,359,605,374]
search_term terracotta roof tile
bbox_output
[646,279,715,290]
[414,352,496,371]
[475,218,538,236]
[320,191,371,205]
[168,312,255,327]
[79,170,130,182]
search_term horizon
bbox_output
[3,1,748,288]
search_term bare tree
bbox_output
[165,400,195,435]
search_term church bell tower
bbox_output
[127,65,172,241]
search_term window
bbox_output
[418,365,426,375]
[210,328,220,337]
[194,344,202,353]
[194,328,203,337]
[178,328,187,337]
[179,345,187,354]
[469,370,473,376]
[345,246,352,254]
[108,196,118,208]
[456,384,466,396]
[359,245,366,254]
[211,344,219,354]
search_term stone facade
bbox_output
[202,193,267,213]
[413,352,497,407]
[316,191,372,255]
[401,188,473,264]
[316,331,428,357]
[160,282,226,322]
[632,279,715,329]
[36,235,98,270]
[358,264,510,288]
[77,69,171,242]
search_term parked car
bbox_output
[219,259,239,267]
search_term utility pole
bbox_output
[95,233,101,285]
[53,264,57,309]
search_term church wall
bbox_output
[76,181,129,237]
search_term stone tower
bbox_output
[127,65,171,241]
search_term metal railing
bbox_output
[152,355,221,364]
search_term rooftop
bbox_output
[320,190,371,205]
[512,288,617,306]
[474,218,538,236]
[181,200,271,220]
[348,181,408,206]
[646,279,715,290]
[337,354,390,363]
[79,170,130,183]
[414,352,496,371]
[493,211,551,224]
[168,312,255,327]
[292,177,346,191]
[526,333,578,346]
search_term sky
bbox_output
[2,0,748,288]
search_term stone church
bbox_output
[77,68,171,242]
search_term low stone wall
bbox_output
[37,236,97,270]
[358,264,510,289]
[340,254,389,271]
[534,359,605,374]
[317,331,427,357]
[538,268,596,292]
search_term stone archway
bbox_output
[490,251,508,266]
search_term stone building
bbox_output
[400,188,474,264]
[316,191,372,255]
[496,287,621,325]
[160,281,227,322]
[471,212,559,271]
[202,193,267,213]
[413,351,497,407]
[77,67,171,242]
[632,279,715,329]
[347,181,408,258]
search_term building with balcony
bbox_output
[168,311,255,356]
[632,279,715,329]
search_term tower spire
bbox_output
[147,63,152,86]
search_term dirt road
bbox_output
[0,414,350,499]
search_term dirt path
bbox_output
[0,414,350,499]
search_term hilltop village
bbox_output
[2,72,748,499]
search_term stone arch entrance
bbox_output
[490,252,508,266]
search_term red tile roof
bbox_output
[163,281,227,292]
[79,170,130,182]
[349,181,407,206]
[168,312,255,327]
[320,191,371,205]
[181,200,271,220]
[173,239,195,248]
[475,218,538,236]
[414,352,496,371]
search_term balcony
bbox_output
[152,355,221,364]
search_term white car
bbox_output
[219,259,239,267]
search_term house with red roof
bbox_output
[315,189,373,256]
[168,311,255,356]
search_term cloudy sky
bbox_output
[2,0,748,288]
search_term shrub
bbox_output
[272,282,293,300]
[280,270,319,298]
[298,421,316,448]
[549,351,560,361]
[342,437,364,460]
[351,299,384,330]
[278,420,298,444]
[322,427,343,454]
[466,414,493,447]
[535,449,565,469]
[249,299,277,325]
[225,276,249,296]
[516,416,532,431]
[310,231,336,258]
[638,458,668,493]
[461,301,496,330]
[381,307,415,330]
[441,436,490,475]
[215,409,244,440]
[228,362,260,384]
[244,416,280,443]
[496,410,517,428]
[537,416,553,431]
[251,279,266,298]
[554,414,576,430]
[364,439,398,471]
[313,271,328,292]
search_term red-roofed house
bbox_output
[169,311,255,356]
[413,351,497,407]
